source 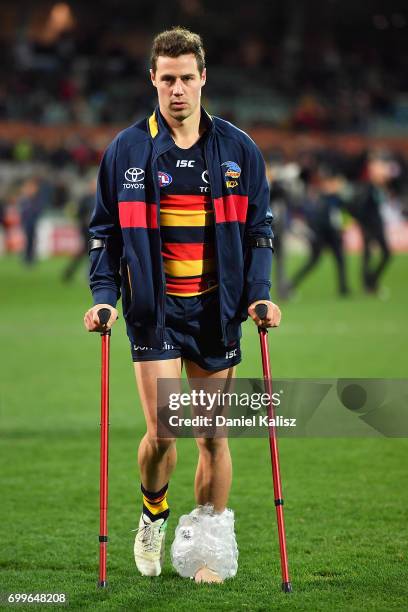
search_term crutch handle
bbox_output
[97,308,112,336]
[255,303,268,332]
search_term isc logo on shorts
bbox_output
[225,348,238,359]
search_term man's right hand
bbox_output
[83,304,118,332]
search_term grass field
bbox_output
[1,254,407,611]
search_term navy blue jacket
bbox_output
[89,107,273,348]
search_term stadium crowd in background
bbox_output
[1,0,407,298]
[1,1,408,130]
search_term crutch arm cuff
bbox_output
[88,238,106,253]
[246,236,274,251]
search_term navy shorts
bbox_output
[130,290,241,372]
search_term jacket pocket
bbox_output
[121,253,158,326]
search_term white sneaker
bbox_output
[134,513,167,576]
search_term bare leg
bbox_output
[134,359,182,492]
[194,434,232,511]
[185,361,235,583]
[185,360,234,511]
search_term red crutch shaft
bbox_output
[255,302,292,593]
[99,331,110,586]
[97,309,111,588]
[259,330,291,591]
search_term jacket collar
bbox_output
[148,106,213,155]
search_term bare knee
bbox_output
[196,437,228,458]
[144,433,176,457]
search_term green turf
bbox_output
[1,254,407,611]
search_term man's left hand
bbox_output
[248,300,281,328]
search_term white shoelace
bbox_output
[135,522,162,553]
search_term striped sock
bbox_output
[141,483,169,522]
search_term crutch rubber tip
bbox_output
[98,581,108,588]
[282,581,292,593]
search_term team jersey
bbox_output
[158,133,218,296]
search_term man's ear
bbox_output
[150,69,157,87]
[201,67,207,87]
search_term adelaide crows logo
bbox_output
[221,161,241,179]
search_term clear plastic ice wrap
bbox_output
[171,504,238,580]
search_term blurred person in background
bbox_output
[0,195,6,254]
[62,176,96,282]
[349,151,394,293]
[267,160,295,300]
[0,196,5,228]
[18,177,45,265]
[288,164,349,296]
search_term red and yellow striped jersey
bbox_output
[158,135,218,296]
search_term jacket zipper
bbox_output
[204,142,224,341]
[153,147,173,345]
[127,264,133,301]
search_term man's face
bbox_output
[150,54,206,122]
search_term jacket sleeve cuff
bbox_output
[247,281,271,307]
[92,288,119,308]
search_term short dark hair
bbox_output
[151,27,206,75]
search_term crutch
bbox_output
[255,303,292,593]
[96,308,111,588]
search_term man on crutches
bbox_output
[84,27,284,585]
